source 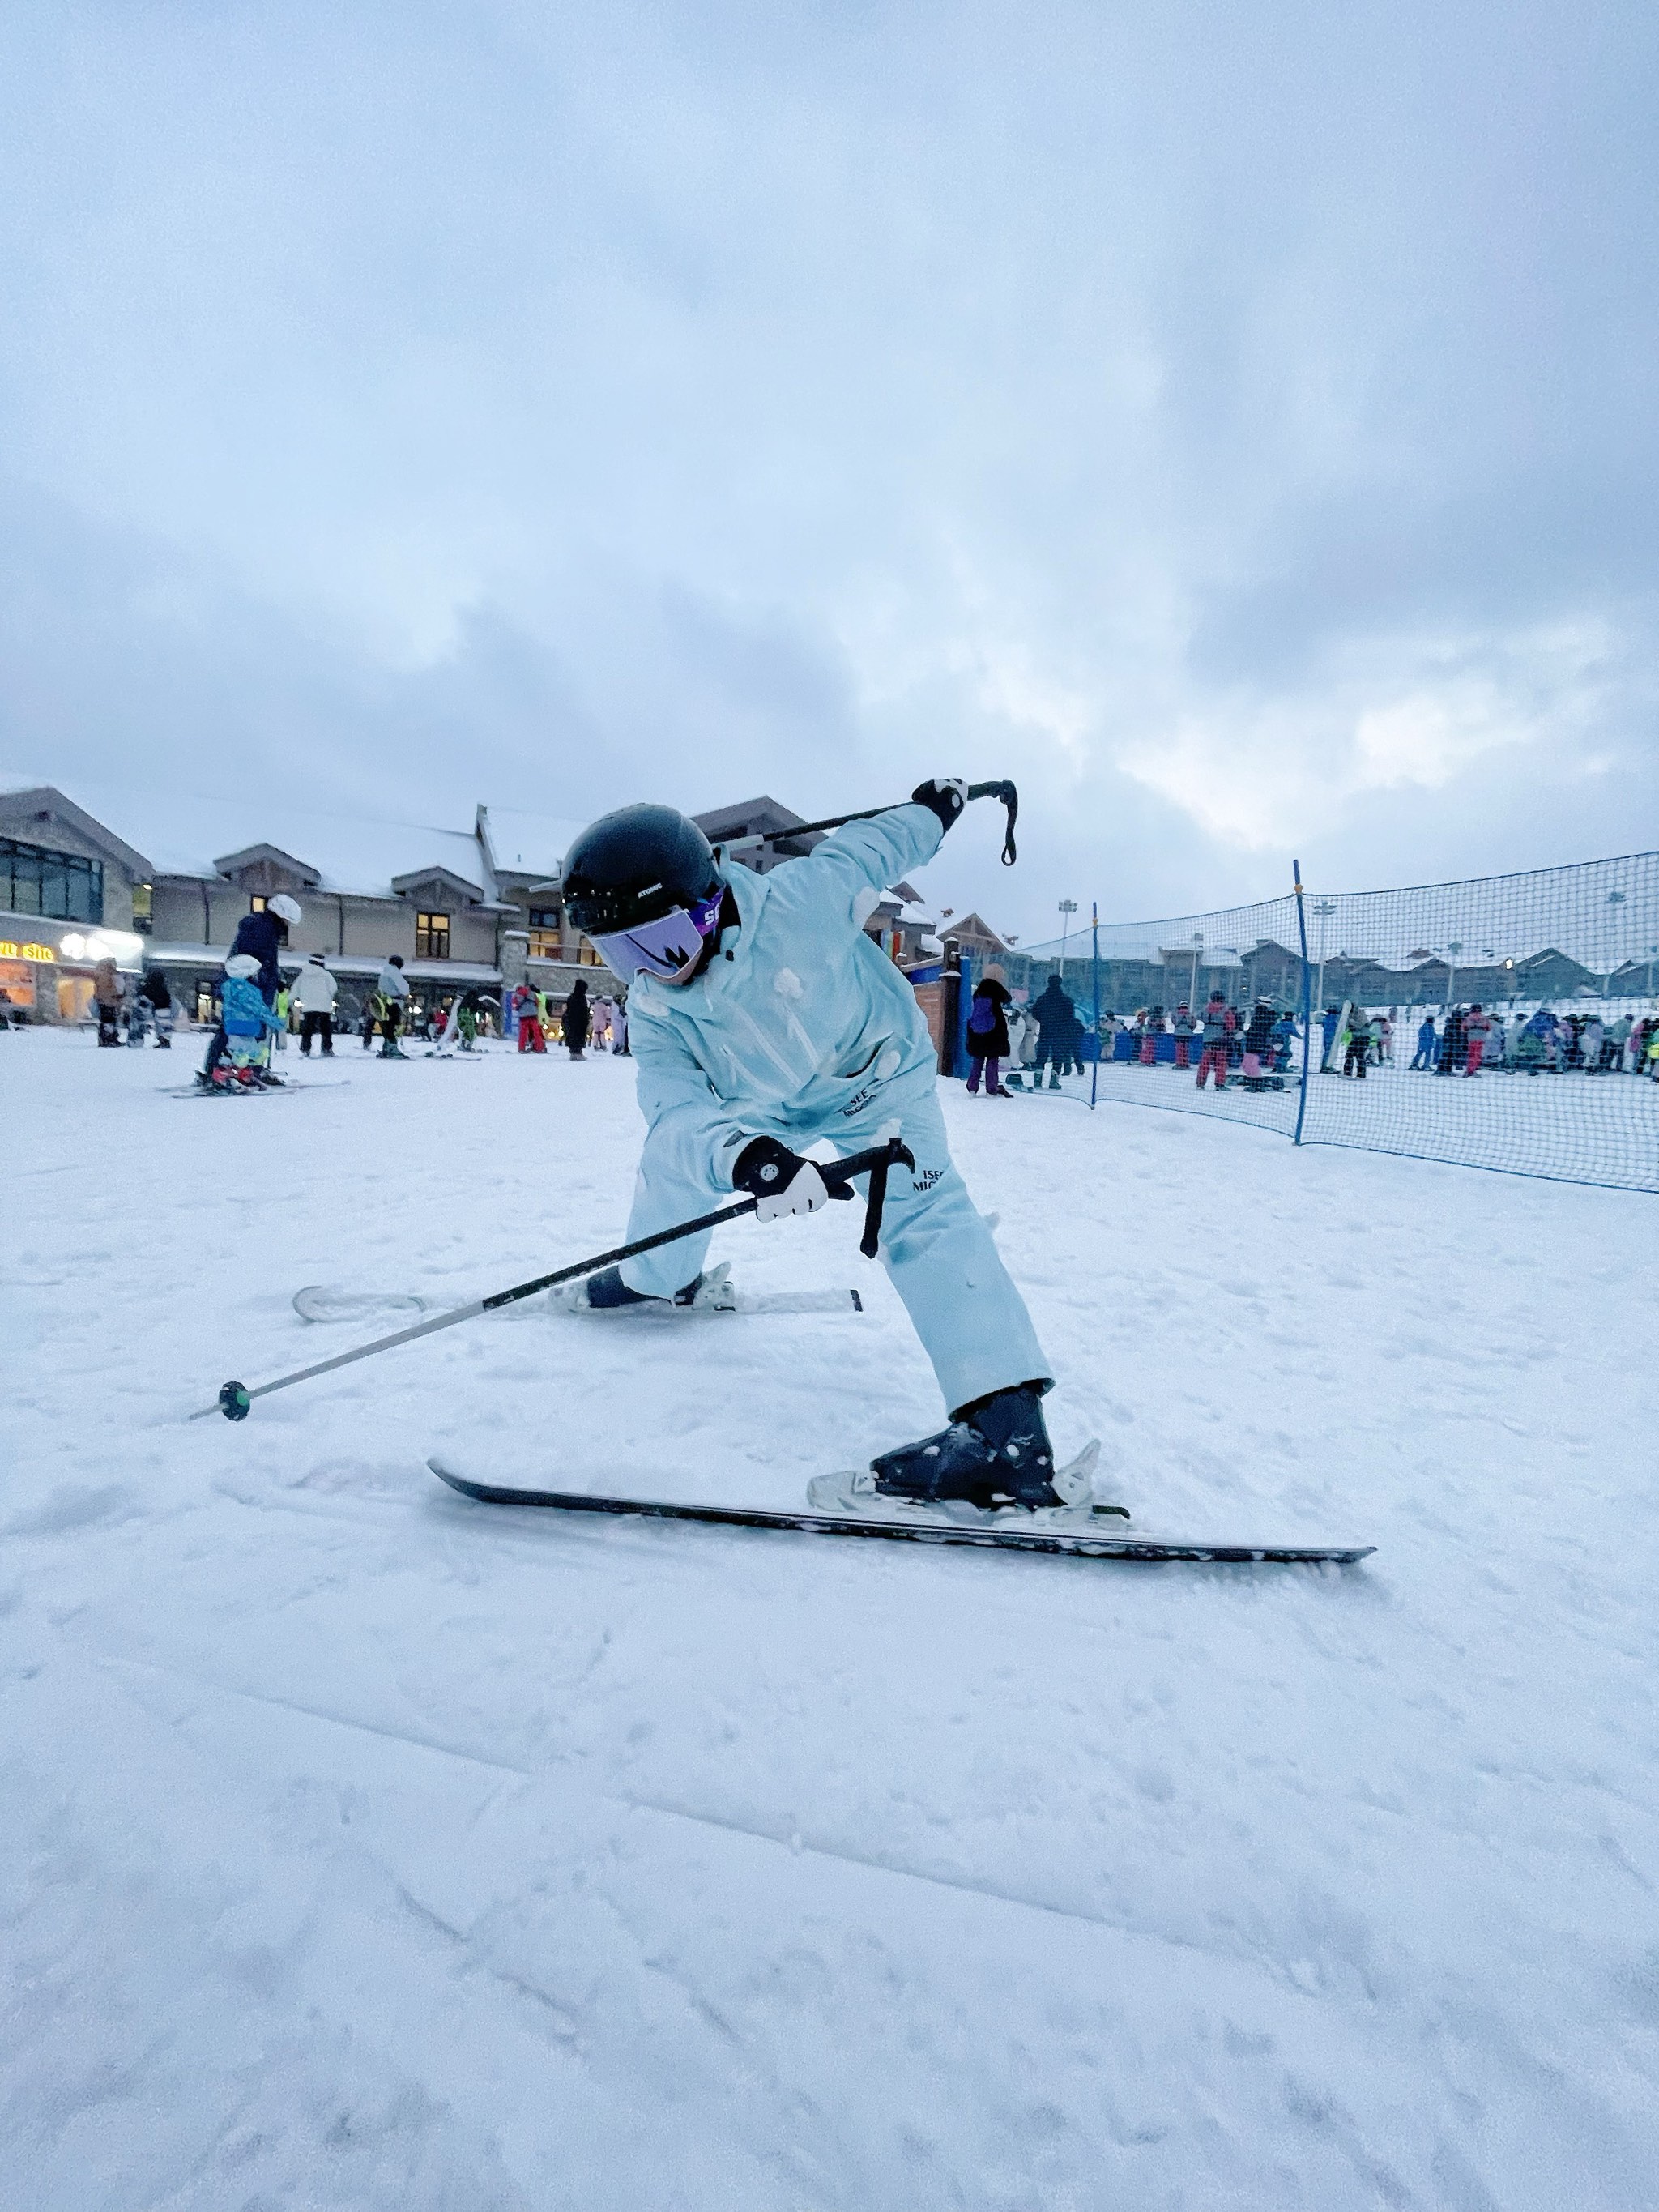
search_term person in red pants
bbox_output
[1195,992,1233,1089]
[514,981,545,1053]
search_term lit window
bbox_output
[416,911,450,959]
[250,895,267,913]
[527,907,561,959]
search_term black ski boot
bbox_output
[558,1262,735,1313]
[869,1382,1085,1510]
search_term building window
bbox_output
[416,911,450,960]
[132,881,153,935]
[0,836,104,925]
[527,906,561,959]
[250,895,267,912]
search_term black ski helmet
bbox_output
[560,805,723,938]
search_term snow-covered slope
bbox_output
[3,1029,1655,2209]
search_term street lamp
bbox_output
[1189,930,1204,1008]
[1057,899,1078,980]
[1606,890,1626,997]
[1311,900,1336,1014]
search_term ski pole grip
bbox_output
[966,780,1018,865]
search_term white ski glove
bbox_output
[732,1136,830,1222]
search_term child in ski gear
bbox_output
[561,784,1077,1511]
[965,968,1012,1094]
[201,892,301,1078]
[513,982,545,1052]
[1411,1014,1437,1069]
[1195,993,1232,1089]
[218,954,284,1087]
[1171,1004,1196,1069]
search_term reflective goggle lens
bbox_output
[591,891,723,981]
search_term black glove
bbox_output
[911,778,969,834]
[732,1136,830,1221]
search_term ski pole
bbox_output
[715,781,1020,868]
[194,1134,916,1423]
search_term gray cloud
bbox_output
[2,0,1655,936]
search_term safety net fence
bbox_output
[946,850,1659,1195]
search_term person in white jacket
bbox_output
[291,954,339,1057]
[559,788,1083,1517]
[373,954,412,1058]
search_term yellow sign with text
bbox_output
[0,941,55,961]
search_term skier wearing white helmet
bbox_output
[198,891,303,1087]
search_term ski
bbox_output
[559,1286,864,1320]
[164,1078,348,1099]
[426,1459,1374,1565]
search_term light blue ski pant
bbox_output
[620,1071,1051,1416]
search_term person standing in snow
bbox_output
[292,953,338,1056]
[1242,997,1277,1085]
[373,954,411,1057]
[1170,1003,1196,1070]
[1195,992,1232,1091]
[141,965,174,1048]
[512,982,544,1052]
[212,954,285,1090]
[964,967,1012,1095]
[92,956,123,1046]
[200,893,301,1082]
[1439,1006,1468,1074]
[1410,1013,1437,1070]
[1030,974,1077,1090]
[557,787,1085,1514]
[562,976,591,1059]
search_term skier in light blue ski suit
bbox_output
[617,802,1049,1420]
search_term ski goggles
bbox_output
[589,890,724,983]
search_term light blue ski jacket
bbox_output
[626,805,943,1194]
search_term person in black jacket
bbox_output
[140,964,174,1048]
[965,968,1012,1094]
[200,894,301,1080]
[562,976,592,1060]
[1030,975,1077,1089]
[1241,998,1277,1087]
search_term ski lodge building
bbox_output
[0,784,957,1031]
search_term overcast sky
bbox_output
[2,1,1655,937]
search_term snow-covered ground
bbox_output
[1041,1053,1659,1192]
[5,1025,1657,2210]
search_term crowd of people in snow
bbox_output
[960,971,1659,1100]
[963,977,1302,1096]
[505,977,629,1058]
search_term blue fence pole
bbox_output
[1293,859,1312,1145]
[954,954,979,1079]
[1090,902,1101,1111]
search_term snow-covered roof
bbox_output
[7,779,493,900]
[478,805,590,883]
